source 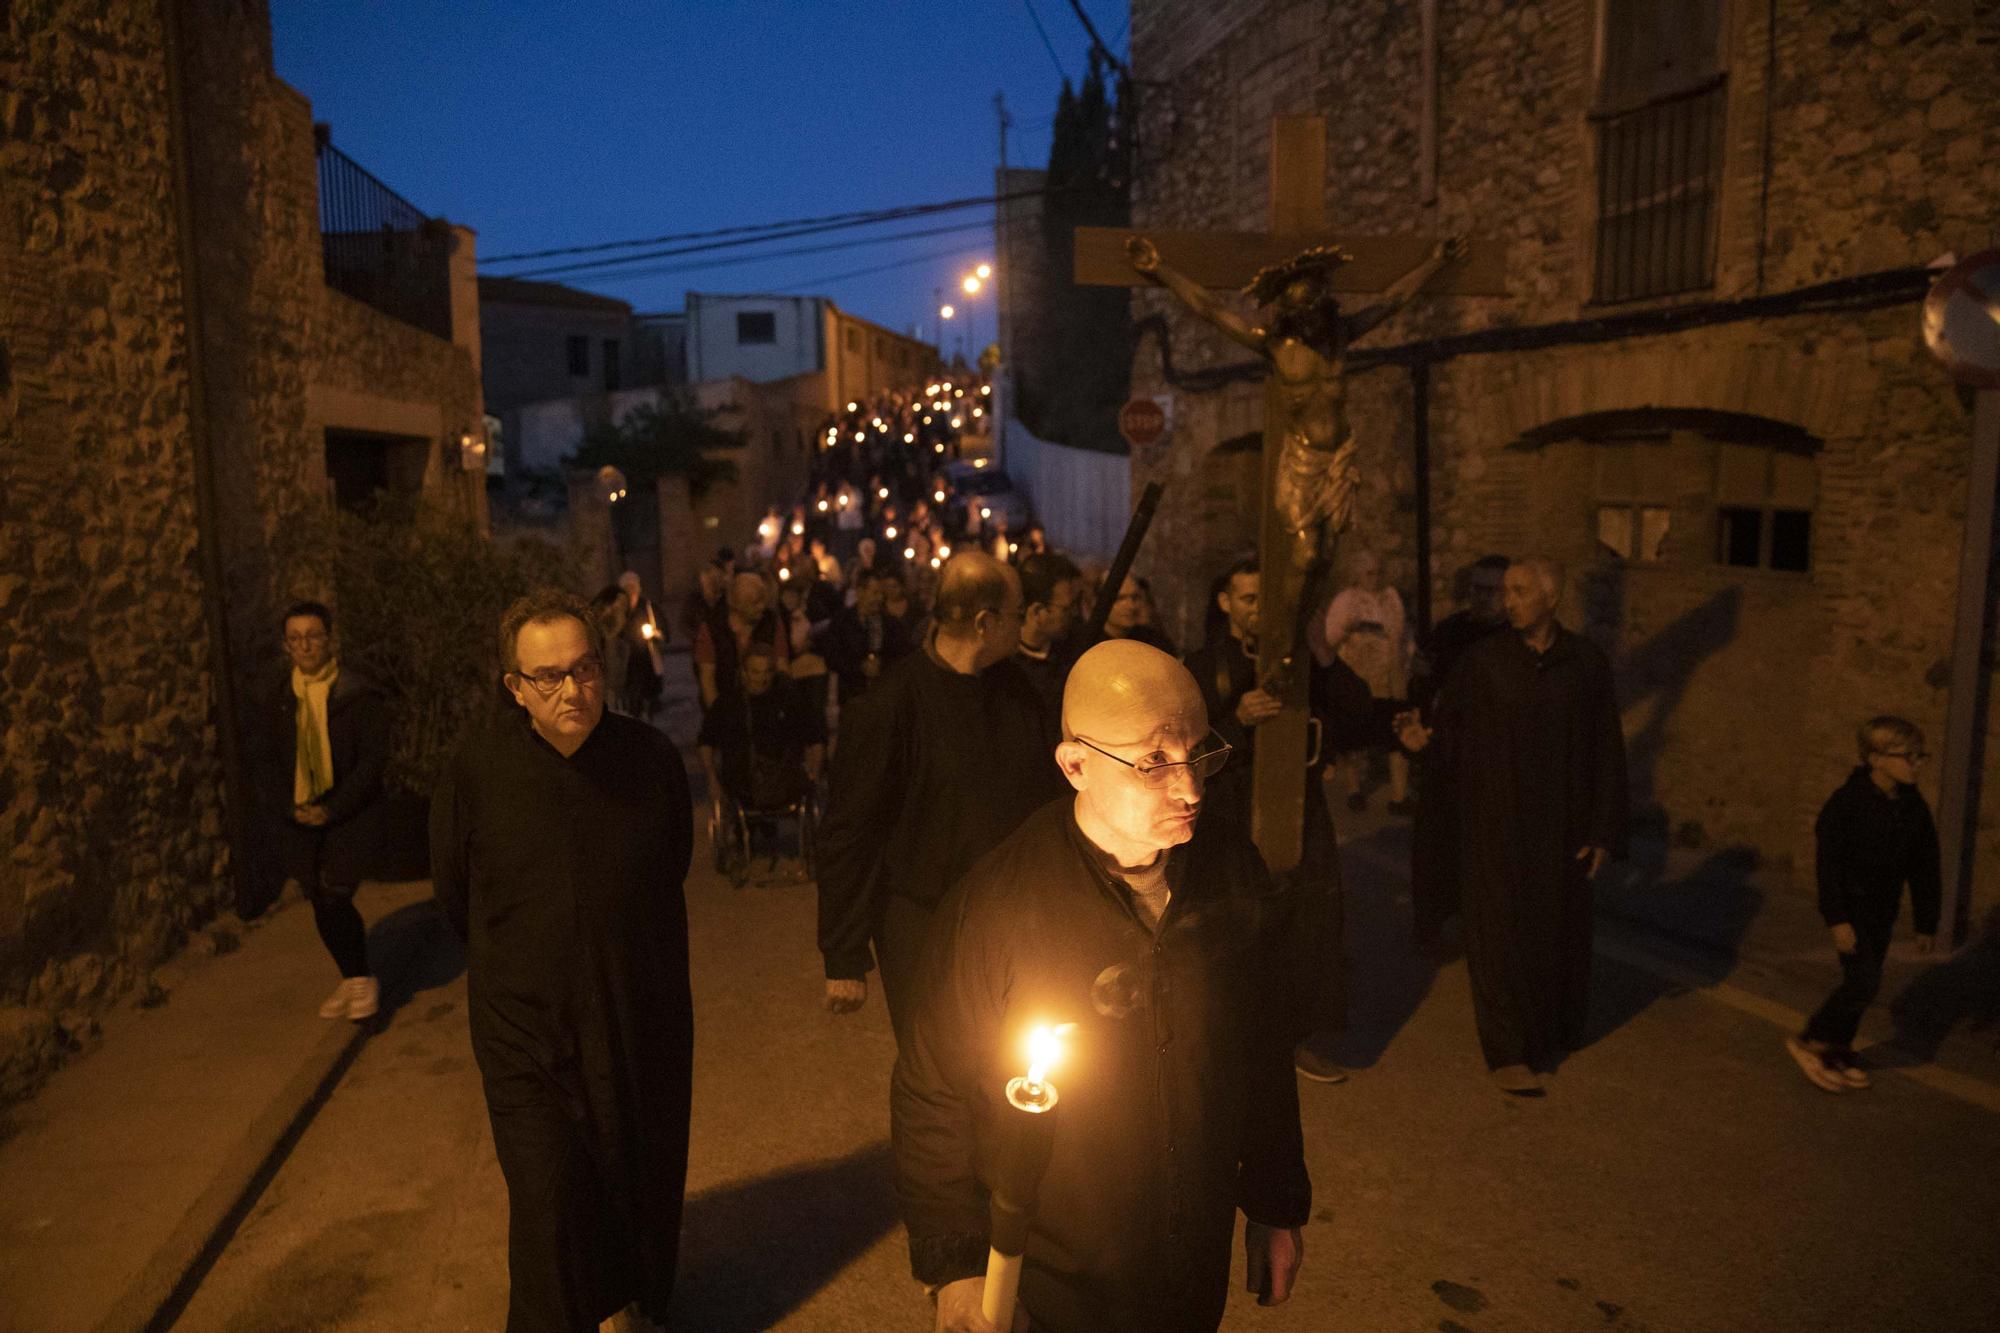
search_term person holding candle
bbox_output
[431,589,694,1333]
[893,639,1310,1332]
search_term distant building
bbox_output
[684,292,940,413]
[1,0,485,1094]
[479,276,648,475]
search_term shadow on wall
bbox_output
[1580,564,1743,833]
[671,1141,900,1331]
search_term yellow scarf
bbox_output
[292,661,339,805]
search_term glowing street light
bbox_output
[962,275,982,295]
[939,303,956,320]
[975,263,992,281]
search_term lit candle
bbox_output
[982,1024,1070,1329]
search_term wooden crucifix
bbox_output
[1076,115,1504,872]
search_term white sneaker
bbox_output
[317,981,351,1019]
[343,976,380,1020]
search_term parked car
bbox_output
[943,460,1033,535]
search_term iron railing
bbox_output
[1590,75,1727,305]
[315,125,453,340]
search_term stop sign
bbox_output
[1119,397,1167,448]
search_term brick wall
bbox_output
[1123,0,2000,909]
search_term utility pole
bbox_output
[995,90,1014,462]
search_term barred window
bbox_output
[1591,0,1727,303]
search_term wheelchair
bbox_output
[707,764,820,884]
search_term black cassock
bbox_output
[431,710,693,1332]
[1431,626,1628,1070]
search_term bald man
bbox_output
[817,552,1064,1048]
[894,641,1310,1333]
[1399,557,1628,1096]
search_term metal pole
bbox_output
[1411,359,1434,633]
[1936,387,2000,947]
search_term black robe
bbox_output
[1431,626,1629,1069]
[1408,611,1506,941]
[430,710,693,1331]
[1182,632,1383,1041]
[816,645,1061,1042]
[893,800,1311,1333]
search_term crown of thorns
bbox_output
[1243,245,1354,303]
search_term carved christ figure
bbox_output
[1127,234,1464,571]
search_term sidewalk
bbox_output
[1338,802,2000,1106]
[0,879,443,1333]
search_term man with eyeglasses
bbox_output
[1784,715,1940,1093]
[818,551,1062,1050]
[894,640,1309,1333]
[261,600,388,1021]
[431,588,694,1333]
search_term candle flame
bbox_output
[1023,1023,1074,1089]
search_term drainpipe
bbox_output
[161,0,257,914]
[1411,359,1435,633]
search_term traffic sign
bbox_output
[1118,396,1169,449]
[1923,249,2000,389]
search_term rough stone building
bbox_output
[1123,0,2000,919]
[0,0,485,1097]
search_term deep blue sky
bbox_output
[272,1,1128,349]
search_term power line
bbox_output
[532,218,995,287]
[1020,0,1069,82]
[491,186,1049,280]
[1062,0,1128,78]
[483,191,1009,265]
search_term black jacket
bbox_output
[256,667,389,824]
[817,648,1061,980]
[892,800,1310,1333]
[1815,767,1942,935]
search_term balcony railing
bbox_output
[1590,75,1726,305]
[315,125,453,340]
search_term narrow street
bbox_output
[172,808,2000,1333]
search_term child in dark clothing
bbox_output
[1786,716,1941,1093]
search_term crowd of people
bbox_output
[257,368,1944,1331]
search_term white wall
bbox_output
[686,293,824,385]
[514,386,665,475]
[1001,397,1132,564]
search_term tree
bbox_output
[567,394,743,500]
[1020,53,1134,454]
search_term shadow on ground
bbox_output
[671,1142,899,1331]
[1572,845,1763,1060]
[365,896,466,1021]
[1332,822,1444,1069]
[1883,904,2000,1066]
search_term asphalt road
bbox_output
[173,816,2000,1333]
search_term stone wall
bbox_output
[1123,0,2000,912]
[0,0,485,1102]
[0,1,230,1098]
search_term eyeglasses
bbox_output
[1877,748,1928,763]
[1073,732,1232,788]
[284,631,329,646]
[511,658,604,697]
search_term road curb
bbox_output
[94,1014,375,1333]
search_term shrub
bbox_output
[316,498,574,793]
